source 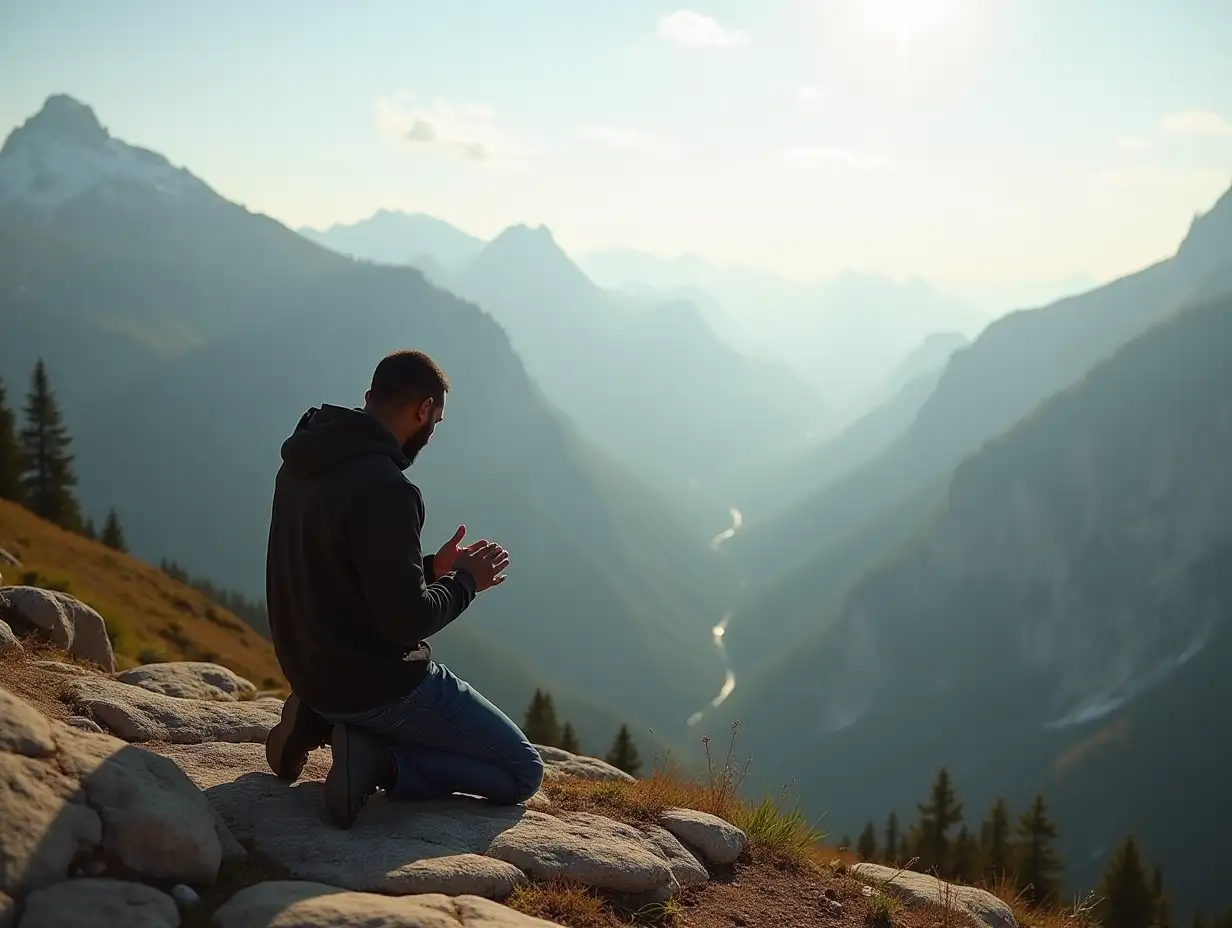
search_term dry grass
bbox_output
[987,876,1103,928]
[543,723,825,870]
[506,880,625,928]
[0,500,285,690]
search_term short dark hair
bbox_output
[368,350,450,407]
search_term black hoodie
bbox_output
[265,404,476,714]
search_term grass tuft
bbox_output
[506,879,621,928]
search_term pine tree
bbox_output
[1151,864,1172,928]
[0,378,24,503]
[19,360,80,529]
[913,767,964,875]
[839,834,852,852]
[951,825,977,882]
[81,516,97,540]
[1013,795,1064,905]
[979,798,1013,884]
[101,508,127,552]
[522,690,562,747]
[559,721,580,754]
[884,812,900,865]
[857,822,878,862]
[1096,835,1155,928]
[604,724,642,776]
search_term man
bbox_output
[263,349,545,829]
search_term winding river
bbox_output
[687,507,745,728]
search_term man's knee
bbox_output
[511,745,545,804]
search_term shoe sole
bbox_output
[325,723,355,829]
[265,693,317,781]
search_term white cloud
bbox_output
[658,10,749,48]
[576,124,664,154]
[1160,110,1232,136]
[1115,136,1152,150]
[375,96,531,168]
[796,85,825,105]
[783,146,895,172]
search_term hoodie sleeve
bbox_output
[347,477,476,649]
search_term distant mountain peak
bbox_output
[1176,181,1232,276]
[0,94,209,212]
[1,94,110,155]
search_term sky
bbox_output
[2,0,1232,296]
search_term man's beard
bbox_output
[401,425,431,463]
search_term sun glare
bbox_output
[862,0,955,36]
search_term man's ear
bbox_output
[418,396,435,424]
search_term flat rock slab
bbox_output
[117,662,258,702]
[658,808,746,866]
[156,742,691,899]
[214,881,563,928]
[534,745,634,783]
[853,863,1019,928]
[66,677,281,744]
[0,684,224,897]
[18,878,180,928]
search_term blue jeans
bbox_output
[321,661,545,805]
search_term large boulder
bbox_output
[0,588,114,672]
[852,863,1019,928]
[116,662,258,703]
[65,678,280,744]
[17,878,180,928]
[0,684,227,900]
[213,881,563,928]
[658,808,746,866]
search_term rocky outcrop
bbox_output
[0,685,227,901]
[0,588,114,672]
[18,879,180,928]
[853,863,1018,928]
[213,881,560,928]
[116,662,258,703]
[65,678,281,744]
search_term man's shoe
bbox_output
[265,693,330,781]
[324,723,390,829]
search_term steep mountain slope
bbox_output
[874,331,969,404]
[735,181,1232,581]
[298,209,485,269]
[0,95,730,739]
[449,225,828,506]
[722,293,1232,915]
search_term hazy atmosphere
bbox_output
[3,2,1231,927]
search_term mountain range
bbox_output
[0,94,733,750]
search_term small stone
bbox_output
[171,884,201,908]
[823,887,838,901]
[0,620,20,654]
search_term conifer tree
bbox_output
[979,798,1013,884]
[951,825,977,882]
[20,360,80,529]
[559,721,580,754]
[81,516,97,540]
[1096,835,1154,928]
[1013,795,1063,905]
[0,378,23,503]
[839,834,852,852]
[913,767,964,875]
[604,724,642,776]
[101,508,127,552]
[1151,864,1172,928]
[884,811,900,865]
[857,822,878,862]
[522,689,562,747]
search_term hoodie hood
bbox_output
[280,404,410,476]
